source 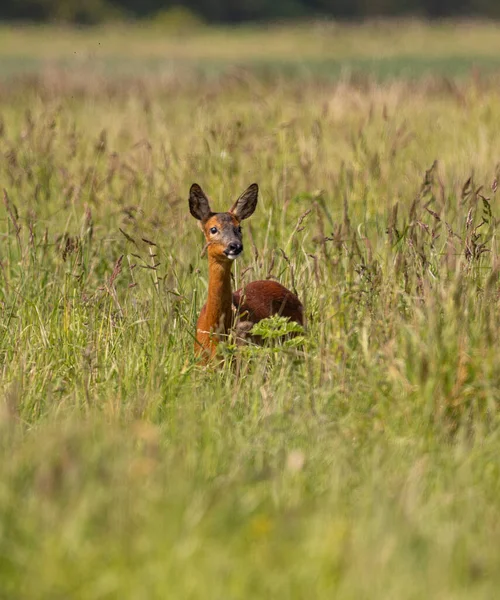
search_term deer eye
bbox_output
[209,227,218,235]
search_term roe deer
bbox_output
[189,183,303,359]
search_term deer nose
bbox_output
[225,242,243,257]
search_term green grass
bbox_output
[2,20,500,81]
[1,21,500,599]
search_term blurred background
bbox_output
[1,0,500,24]
[1,0,500,82]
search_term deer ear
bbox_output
[230,183,258,221]
[189,184,212,221]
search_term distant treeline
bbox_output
[2,0,500,24]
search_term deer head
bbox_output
[189,183,258,262]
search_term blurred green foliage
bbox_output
[1,0,500,24]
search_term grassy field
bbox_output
[2,20,500,79]
[1,21,500,599]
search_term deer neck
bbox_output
[205,255,233,335]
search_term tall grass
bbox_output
[0,34,500,597]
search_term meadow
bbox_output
[1,20,500,599]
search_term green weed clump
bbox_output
[0,42,500,597]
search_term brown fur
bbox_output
[189,183,303,360]
[233,280,303,326]
[196,247,234,358]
